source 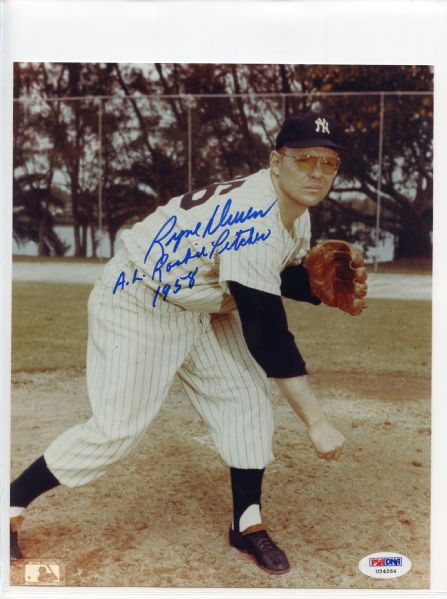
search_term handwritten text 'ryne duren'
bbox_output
[113,198,276,306]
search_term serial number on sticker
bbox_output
[375,568,397,574]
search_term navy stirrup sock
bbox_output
[230,467,265,533]
[11,455,60,508]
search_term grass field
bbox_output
[12,283,91,371]
[11,282,432,377]
[13,256,108,264]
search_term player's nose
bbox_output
[308,161,324,177]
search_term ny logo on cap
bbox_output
[315,117,330,134]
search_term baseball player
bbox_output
[10,112,366,575]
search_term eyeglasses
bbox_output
[281,153,341,175]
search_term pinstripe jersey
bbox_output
[119,168,311,313]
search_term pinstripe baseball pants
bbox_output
[44,255,275,487]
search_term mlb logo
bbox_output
[23,561,63,585]
[369,558,385,567]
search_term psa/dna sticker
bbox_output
[359,552,411,579]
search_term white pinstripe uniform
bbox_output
[44,168,311,488]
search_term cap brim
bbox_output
[279,139,350,153]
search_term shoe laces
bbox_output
[252,531,283,555]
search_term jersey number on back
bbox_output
[180,178,247,210]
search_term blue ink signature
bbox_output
[113,268,145,295]
[151,267,199,308]
[113,266,199,308]
[113,197,276,307]
[145,198,276,277]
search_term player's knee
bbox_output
[86,417,146,451]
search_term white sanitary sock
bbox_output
[239,503,262,532]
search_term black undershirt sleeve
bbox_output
[229,281,307,378]
[280,263,322,304]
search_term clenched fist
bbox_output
[307,417,345,460]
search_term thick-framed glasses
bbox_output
[281,153,341,175]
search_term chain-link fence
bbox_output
[13,91,433,263]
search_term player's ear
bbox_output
[270,150,281,176]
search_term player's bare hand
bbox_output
[307,417,345,460]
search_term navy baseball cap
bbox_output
[275,112,349,152]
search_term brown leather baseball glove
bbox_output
[304,240,368,316]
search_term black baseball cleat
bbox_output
[229,525,290,574]
[10,524,23,562]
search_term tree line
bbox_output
[13,63,433,258]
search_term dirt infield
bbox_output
[10,367,430,589]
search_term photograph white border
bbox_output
[2,2,446,598]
